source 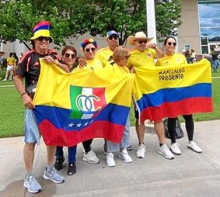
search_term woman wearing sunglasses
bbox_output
[78,38,103,164]
[54,45,78,175]
[156,36,202,155]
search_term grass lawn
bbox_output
[0,67,219,138]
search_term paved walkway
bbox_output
[1,120,220,197]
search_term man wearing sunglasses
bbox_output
[127,31,175,160]
[14,21,64,194]
[95,30,119,67]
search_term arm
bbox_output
[146,43,164,59]
[14,75,35,109]
[44,56,70,73]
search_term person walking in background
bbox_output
[210,45,220,73]
[127,31,174,160]
[0,51,5,79]
[54,45,78,175]
[13,52,19,75]
[2,52,15,81]
[156,36,202,155]
[13,21,64,194]
[105,46,133,167]
[189,49,196,63]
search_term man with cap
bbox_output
[127,31,174,160]
[95,30,119,66]
[14,21,65,194]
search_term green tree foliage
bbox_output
[0,0,181,46]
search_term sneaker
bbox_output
[83,150,100,164]
[136,143,146,158]
[67,163,76,175]
[170,143,181,155]
[2,78,7,81]
[106,153,116,167]
[119,149,132,163]
[23,174,42,194]
[158,144,174,160]
[54,157,65,171]
[43,167,65,184]
[188,141,202,153]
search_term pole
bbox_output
[146,0,157,44]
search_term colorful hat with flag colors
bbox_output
[30,21,53,42]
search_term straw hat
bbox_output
[30,21,53,42]
[127,31,153,45]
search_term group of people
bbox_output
[2,52,19,81]
[14,21,203,194]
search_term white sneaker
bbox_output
[119,148,132,163]
[83,150,100,164]
[2,78,7,81]
[106,153,116,167]
[158,144,174,160]
[136,143,146,158]
[188,141,202,153]
[170,143,181,155]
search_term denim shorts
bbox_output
[24,109,40,144]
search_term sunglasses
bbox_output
[65,53,76,59]
[109,35,119,40]
[37,37,51,42]
[125,54,131,59]
[137,40,147,44]
[85,48,96,52]
[167,42,176,46]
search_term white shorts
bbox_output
[7,65,13,71]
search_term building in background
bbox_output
[178,0,220,54]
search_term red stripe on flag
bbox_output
[39,120,124,147]
[140,97,213,122]
[93,88,106,112]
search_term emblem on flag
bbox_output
[69,86,106,120]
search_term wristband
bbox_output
[20,92,27,98]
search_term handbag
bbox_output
[163,118,184,139]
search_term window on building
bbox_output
[198,1,220,54]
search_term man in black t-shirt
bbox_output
[14,21,65,194]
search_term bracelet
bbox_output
[20,92,27,98]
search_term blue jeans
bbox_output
[212,59,219,72]
[56,146,77,164]
[106,114,130,153]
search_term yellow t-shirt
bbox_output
[86,58,103,69]
[96,47,114,67]
[7,57,16,66]
[156,53,187,67]
[127,48,156,70]
[112,63,129,75]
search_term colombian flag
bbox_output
[133,59,213,122]
[33,60,134,146]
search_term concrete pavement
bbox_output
[1,120,220,197]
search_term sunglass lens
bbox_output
[65,53,75,58]
[109,35,118,40]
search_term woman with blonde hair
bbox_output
[105,46,133,167]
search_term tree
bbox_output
[0,0,182,46]
[0,0,94,46]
